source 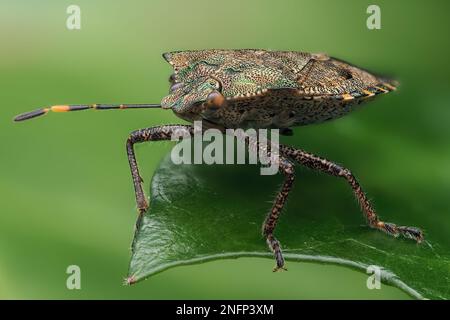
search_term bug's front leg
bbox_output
[279,145,424,242]
[126,124,193,214]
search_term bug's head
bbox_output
[161,77,224,114]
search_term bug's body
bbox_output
[14,49,422,278]
[161,49,396,129]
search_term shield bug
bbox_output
[14,49,424,271]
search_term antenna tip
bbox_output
[13,108,49,122]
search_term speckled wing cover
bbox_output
[161,49,397,128]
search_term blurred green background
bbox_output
[1,0,449,299]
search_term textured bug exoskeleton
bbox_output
[160,49,398,131]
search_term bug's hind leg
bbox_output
[262,157,296,271]
[126,124,193,214]
[279,145,424,242]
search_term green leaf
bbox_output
[128,153,450,299]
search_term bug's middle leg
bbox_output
[280,145,424,242]
[126,124,193,214]
[233,132,295,271]
[262,156,296,271]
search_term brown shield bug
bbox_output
[14,49,424,271]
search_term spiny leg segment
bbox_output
[126,125,194,214]
[234,132,295,271]
[279,145,424,242]
[263,157,295,271]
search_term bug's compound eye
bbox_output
[205,90,225,109]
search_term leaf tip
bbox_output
[123,275,137,286]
